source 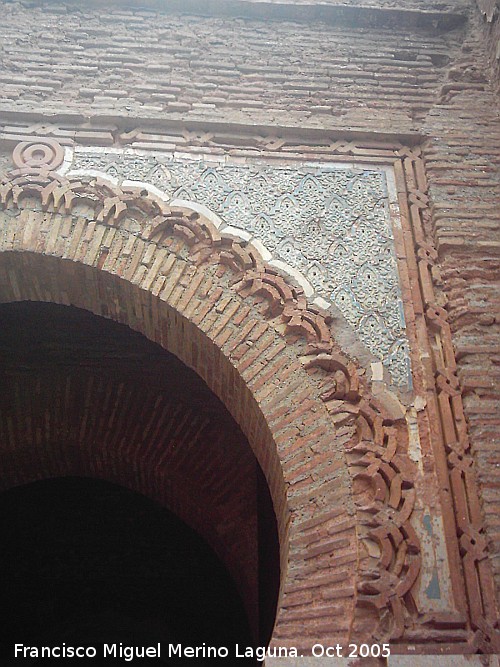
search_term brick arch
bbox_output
[0,144,422,647]
[0,246,361,645]
[0,304,265,637]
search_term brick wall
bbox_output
[422,7,500,600]
[0,1,465,132]
[0,0,499,639]
[477,0,500,89]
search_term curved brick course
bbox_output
[0,204,360,647]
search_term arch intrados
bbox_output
[0,296,273,640]
[0,439,242,568]
[0,476,255,653]
[0,250,290,571]
[0,448,255,616]
[0,186,362,643]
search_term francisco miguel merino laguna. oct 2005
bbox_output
[13,643,300,661]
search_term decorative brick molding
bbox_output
[0,133,498,653]
[392,145,500,653]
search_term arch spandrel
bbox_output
[0,139,421,647]
[61,145,412,391]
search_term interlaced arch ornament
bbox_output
[0,137,498,653]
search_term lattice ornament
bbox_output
[66,150,412,389]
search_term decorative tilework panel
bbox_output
[67,150,411,388]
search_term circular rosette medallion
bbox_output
[12,139,65,171]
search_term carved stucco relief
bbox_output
[61,147,412,389]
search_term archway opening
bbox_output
[0,301,280,657]
[0,477,252,664]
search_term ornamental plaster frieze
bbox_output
[59,146,412,389]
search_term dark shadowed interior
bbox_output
[0,302,280,663]
[0,477,254,664]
